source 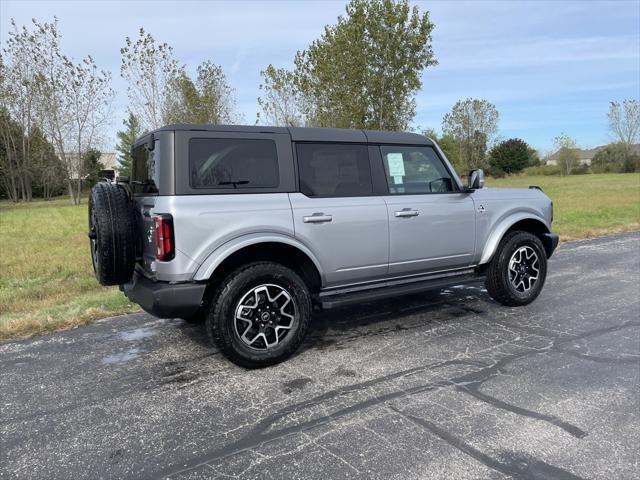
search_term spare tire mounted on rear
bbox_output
[88,182,136,286]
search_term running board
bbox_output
[316,273,482,309]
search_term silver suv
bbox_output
[89,124,558,367]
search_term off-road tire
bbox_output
[206,262,311,368]
[88,182,136,286]
[485,231,547,306]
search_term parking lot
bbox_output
[1,233,639,479]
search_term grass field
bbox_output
[487,173,640,240]
[1,173,639,339]
[0,198,139,339]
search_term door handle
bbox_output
[303,213,333,223]
[395,209,419,218]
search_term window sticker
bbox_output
[393,175,403,184]
[387,153,405,177]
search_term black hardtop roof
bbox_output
[148,124,433,146]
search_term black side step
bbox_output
[316,273,483,310]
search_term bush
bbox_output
[485,165,506,178]
[591,163,617,174]
[571,164,591,175]
[622,153,640,173]
[488,138,534,174]
[592,143,640,173]
[523,165,561,176]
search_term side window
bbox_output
[296,143,373,197]
[189,138,279,189]
[380,145,456,194]
[131,143,159,194]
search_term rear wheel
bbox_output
[485,231,547,306]
[206,262,311,368]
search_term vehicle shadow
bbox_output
[302,282,489,352]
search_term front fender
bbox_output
[479,213,550,265]
[192,233,325,283]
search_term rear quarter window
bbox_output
[189,138,279,189]
[131,144,159,195]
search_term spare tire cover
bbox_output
[88,182,136,286]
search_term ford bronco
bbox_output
[89,125,558,368]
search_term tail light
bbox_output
[152,214,174,261]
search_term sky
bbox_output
[1,0,639,153]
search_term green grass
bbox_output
[1,173,638,339]
[0,197,139,339]
[486,173,640,240]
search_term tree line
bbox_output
[2,0,638,204]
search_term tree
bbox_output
[30,125,63,199]
[592,142,640,173]
[0,109,24,202]
[421,129,462,172]
[257,65,303,126]
[553,133,579,176]
[194,60,237,124]
[608,100,640,148]
[115,112,142,177]
[30,19,114,205]
[259,0,437,130]
[527,146,541,167]
[121,30,237,128]
[82,148,103,187]
[164,60,237,125]
[488,138,534,174]
[120,28,181,131]
[0,19,46,201]
[442,98,499,172]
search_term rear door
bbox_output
[375,145,476,276]
[130,138,161,277]
[289,142,388,288]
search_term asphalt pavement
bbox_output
[1,232,639,480]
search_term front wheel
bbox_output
[485,231,548,306]
[206,262,311,368]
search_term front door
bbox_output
[289,142,389,288]
[377,145,476,276]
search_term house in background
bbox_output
[546,147,599,166]
[546,144,640,166]
[64,151,118,180]
[98,152,118,180]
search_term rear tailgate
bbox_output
[133,196,157,277]
[131,141,160,278]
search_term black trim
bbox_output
[542,233,559,258]
[320,267,477,296]
[316,272,482,309]
[121,271,206,319]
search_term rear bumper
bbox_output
[121,271,206,319]
[543,232,560,258]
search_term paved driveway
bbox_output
[1,233,639,480]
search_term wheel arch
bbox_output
[193,235,324,294]
[480,215,552,265]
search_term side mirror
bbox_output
[468,169,485,190]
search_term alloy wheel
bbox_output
[508,245,540,293]
[234,284,297,350]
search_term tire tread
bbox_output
[89,182,136,286]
